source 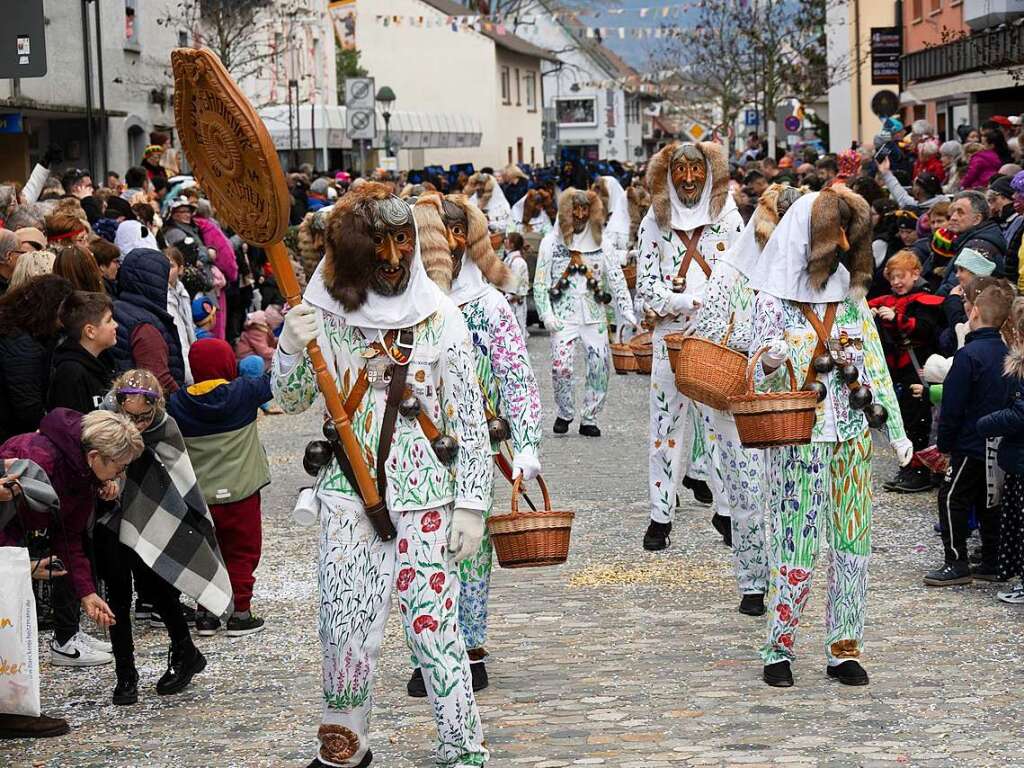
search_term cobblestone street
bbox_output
[5,331,1024,768]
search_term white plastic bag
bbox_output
[0,547,40,717]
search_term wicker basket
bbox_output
[673,323,748,410]
[609,325,638,374]
[488,475,574,568]
[629,331,653,374]
[664,332,685,373]
[728,348,818,448]
[622,262,637,290]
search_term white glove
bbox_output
[620,310,638,328]
[512,451,541,482]
[279,303,322,355]
[541,313,563,333]
[447,508,485,562]
[892,437,915,466]
[667,292,701,315]
[762,339,790,368]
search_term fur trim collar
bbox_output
[1005,347,1024,378]
[645,141,729,230]
[557,188,604,246]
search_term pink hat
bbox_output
[335,171,351,182]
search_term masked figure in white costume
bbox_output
[534,188,636,436]
[591,175,632,260]
[636,142,744,552]
[272,183,492,768]
[509,187,554,237]
[464,172,511,233]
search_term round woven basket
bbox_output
[621,262,637,290]
[664,332,685,373]
[728,348,818,448]
[609,324,638,374]
[629,331,653,374]
[488,475,574,568]
[674,323,748,410]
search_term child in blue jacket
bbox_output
[978,297,1024,602]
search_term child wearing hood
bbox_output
[167,338,272,636]
[234,310,277,370]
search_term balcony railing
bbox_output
[902,22,1024,83]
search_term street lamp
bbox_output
[376,86,396,157]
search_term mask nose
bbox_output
[446,228,457,251]
[382,238,401,267]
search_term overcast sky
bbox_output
[559,0,698,68]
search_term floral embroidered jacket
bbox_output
[533,234,633,328]
[750,294,907,445]
[271,300,492,513]
[635,207,744,339]
[459,287,542,463]
[690,260,756,354]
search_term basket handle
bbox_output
[720,313,735,346]
[615,322,637,345]
[511,473,553,514]
[746,347,799,395]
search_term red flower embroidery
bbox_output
[777,603,793,623]
[421,511,442,533]
[779,565,788,576]
[787,568,810,586]
[398,538,408,554]
[444,598,453,610]
[429,572,445,593]
[396,567,415,592]
[412,614,438,634]
[779,633,794,648]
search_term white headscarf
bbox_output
[510,195,553,230]
[448,254,493,307]
[747,192,852,303]
[667,158,714,232]
[719,213,760,278]
[548,217,602,253]
[302,219,444,330]
[470,176,512,228]
[601,176,631,239]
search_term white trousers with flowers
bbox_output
[648,331,709,524]
[315,493,487,768]
[550,319,610,426]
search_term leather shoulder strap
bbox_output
[374,329,414,502]
[797,302,838,387]
[672,226,709,278]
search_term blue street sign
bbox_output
[784,115,801,133]
[744,110,759,127]
[0,113,22,133]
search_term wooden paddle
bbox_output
[170,47,392,538]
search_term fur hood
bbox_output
[645,141,729,229]
[1005,347,1024,379]
[412,193,454,291]
[557,188,605,246]
[463,173,494,210]
[444,194,510,287]
[808,184,873,300]
[753,184,804,250]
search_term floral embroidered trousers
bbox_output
[550,320,610,426]
[648,331,709,524]
[458,495,494,652]
[316,493,487,768]
[761,432,873,666]
[703,408,768,596]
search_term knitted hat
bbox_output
[922,354,953,384]
[895,209,919,230]
[143,144,163,158]
[237,354,264,378]
[189,338,237,382]
[914,171,943,198]
[988,174,1014,199]
[191,296,215,324]
[1012,170,1024,196]
[931,227,956,260]
[954,247,996,276]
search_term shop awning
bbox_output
[258,105,482,151]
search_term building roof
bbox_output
[419,0,560,62]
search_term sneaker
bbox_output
[826,659,869,686]
[682,475,713,505]
[578,423,601,437]
[470,660,489,692]
[150,602,197,629]
[226,612,265,637]
[407,667,428,698]
[923,562,972,586]
[195,613,222,637]
[997,583,1024,604]
[971,564,1005,582]
[553,417,571,434]
[738,593,766,616]
[888,467,933,494]
[0,713,70,739]
[711,512,732,547]
[76,630,112,654]
[762,660,793,687]
[643,520,672,551]
[49,635,113,667]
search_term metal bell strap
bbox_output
[394,385,459,466]
[670,225,708,294]
[797,302,839,388]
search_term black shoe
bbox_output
[112,666,138,706]
[972,564,1005,582]
[149,601,196,629]
[226,612,265,637]
[643,520,672,551]
[553,417,571,434]
[134,601,154,621]
[923,562,972,586]
[889,467,932,494]
[882,466,909,491]
[711,512,732,547]
[827,660,869,686]
[471,660,489,692]
[578,424,601,437]
[195,612,221,637]
[738,593,766,616]
[969,549,984,565]
[682,475,713,505]
[0,713,70,739]
[762,661,793,687]
[407,667,428,698]
[306,751,372,768]
[156,642,206,695]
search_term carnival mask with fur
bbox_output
[322,184,417,310]
[590,178,609,213]
[571,192,591,234]
[522,189,542,223]
[441,198,469,281]
[807,185,873,299]
[670,144,708,208]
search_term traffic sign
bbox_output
[345,77,375,109]
[784,115,801,133]
[687,123,706,141]
[347,107,375,141]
